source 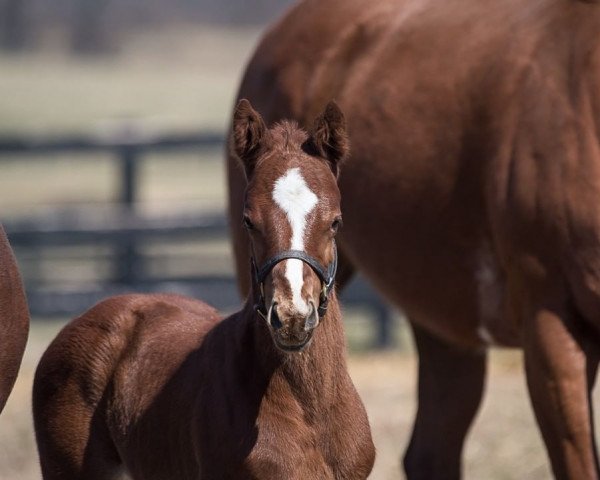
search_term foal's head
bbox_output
[232,99,348,352]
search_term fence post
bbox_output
[373,304,395,349]
[117,144,138,284]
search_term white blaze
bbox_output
[272,167,318,314]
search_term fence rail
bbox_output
[0,131,225,154]
[0,128,395,348]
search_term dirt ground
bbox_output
[2,320,598,479]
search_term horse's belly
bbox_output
[341,213,521,348]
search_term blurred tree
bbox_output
[0,0,30,51]
[70,0,115,55]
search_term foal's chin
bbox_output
[271,330,314,353]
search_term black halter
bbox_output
[252,241,338,319]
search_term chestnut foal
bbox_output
[33,100,375,480]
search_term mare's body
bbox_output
[227,0,600,478]
[0,225,29,413]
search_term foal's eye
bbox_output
[331,217,343,233]
[242,215,254,231]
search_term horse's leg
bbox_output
[523,295,599,479]
[588,357,600,469]
[403,322,487,480]
[34,391,121,480]
[33,354,121,479]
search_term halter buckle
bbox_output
[321,282,328,301]
[255,304,267,321]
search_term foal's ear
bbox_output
[308,100,349,177]
[231,99,267,176]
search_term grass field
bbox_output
[1,25,599,479]
[0,27,262,136]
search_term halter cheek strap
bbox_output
[252,241,338,319]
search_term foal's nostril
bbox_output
[269,304,283,330]
[304,302,318,331]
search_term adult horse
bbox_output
[33,101,375,479]
[227,0,600,478]
[0,225,29,414]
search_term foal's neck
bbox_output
[241,289,348,409]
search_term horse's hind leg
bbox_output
[523,293,599,479]
[33,357,122,479]
[403,322,487,480]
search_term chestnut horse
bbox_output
[33,100,375,480]
[227,0,600,478]
[0,224,29,414]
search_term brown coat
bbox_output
[0,225,29,414]
[227,0,600,478]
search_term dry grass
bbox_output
[349,350,560,480]
[2,321,599,479]
[0,321,61,480]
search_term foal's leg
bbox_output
[523,296,599,480]
[33,351,121,479]
[403,322,487,480]
[34,390,121,480]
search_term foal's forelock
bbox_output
[274,121,307,154]
[272,167,318,315]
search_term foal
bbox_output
[33,100,375,480]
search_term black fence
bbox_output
[0,128,396,348]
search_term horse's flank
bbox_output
[231,0,600,348]
[0,225,29,414]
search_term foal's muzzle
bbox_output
[251,242,338,353]
[252,242,338,321]
[266,301,319,352]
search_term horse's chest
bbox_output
[244,407,372,480]
[197,417,336,479]
[244,441,336,480]
[243,403,330,475]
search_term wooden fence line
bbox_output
[0,129,396,348]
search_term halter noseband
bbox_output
[252,242,338,320]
